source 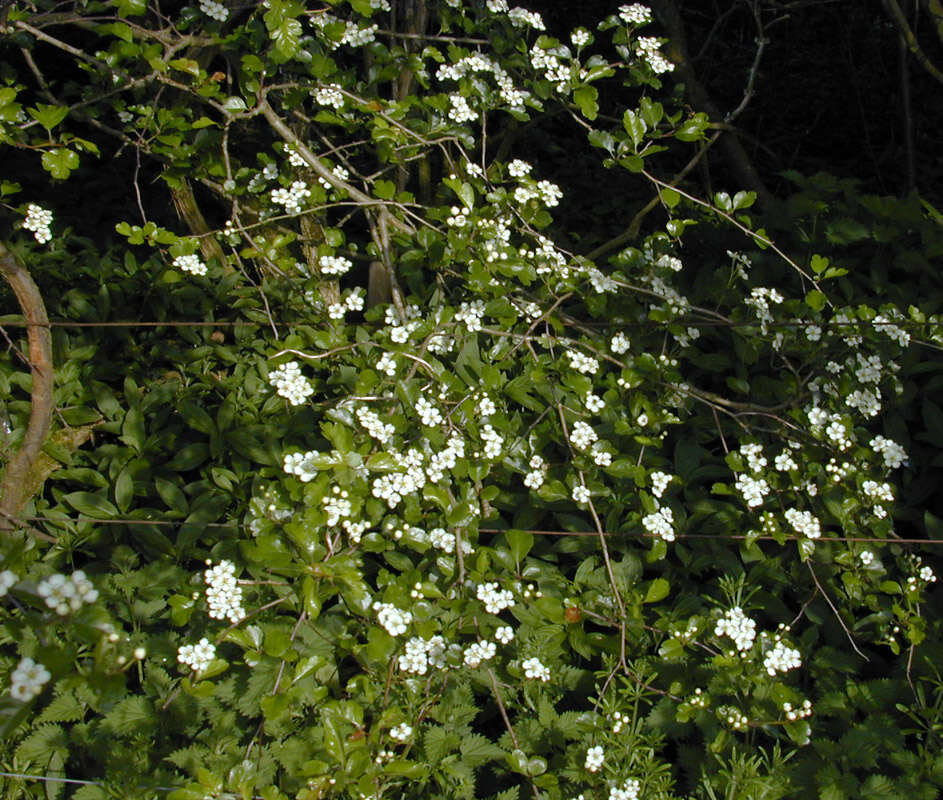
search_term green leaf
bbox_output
[374,180,396,200]
[506,529,534,564]
[40,148,80,180]
[573,85,598,120]
[271,18,302,59]
[113,0,147,17]
[155,477,189,514]
[28,104,69,132]
[643,577,670,603]
[622,109,647,147]
[661,187,680,209]
[63,491,119,518]
[805,290,827,311]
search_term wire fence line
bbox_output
[11,514,943,547]
[0,317,939,330]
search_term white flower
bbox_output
[714,607,756,651]
[734,474,769,508]
[374,602,412,636]
[477,582,515,614]
[784,508,821,539]
[495,626,514,644]
[571,28,591,47]
[448,94,477,123]
[9,657,51,701]
[0,570,18,597]
[774,452,798,472]
[268,361,314,405]
[463,640,497,667]
[585,393,605,413]
[585,745,604,772]
[569,421,597,451]
[23,204,53,244]
[568,350,599,375]
[642,506,675,541]
[609,779,641,800]
[319,255,353,276]
[37,571,98,615]
[173,254,207,276]
[859,550,874,566]
[314,84,344,110]
[390,722,412,742]
[619,4,652,24]
[416,396,443,427]
[611,332,631,354]
[650,471,672,498]
[204,559,245,623]
[177,638,216,672]
[572,485,591,504]
[271,180,311,214]
[508,159,532,177]
[478,395,496,417]
[870,435,908,469]
[199,0,228,21]
[763,640,801,675]
[521,656,550,681]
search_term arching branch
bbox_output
[0,241,54,536]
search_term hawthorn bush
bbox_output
[1,1,943,799]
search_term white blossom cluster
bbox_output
[873,310,911,347]
[508,159,532,177]
[204,559,245,623]
[372,467,423,509]
[480,424,504,459]
[318,255,353,276]
[398,635,446,674]
[529,43,571,93]
[619,3,652,24]
[283,449,320,482]
[477,581,515,614]
[268,361,314,405]
[714,607,757,652]
[327,289,365,320]
[416,396,443,427]
[609,779,641,800]
[508,7,545,29]
[390,722,412,742]
[323,486,352,526]
[642,506,675,541]
[426,434,466,482]
[9,657,51,701]
[357,406,394,443]
[37,571,99,615]
[744,286,784,332]
[436,53,527,112]
[870,435,908,469]
[374,602,412,636]
[524,454,546,489]
[463,639,497,667]
[340,21,378,47]
[585,745,604,772]
[740,443,767,472]
[567,350,599,375]
[569,421,597,451]
[521,656,550,681]
[455,299,485,332]
[734,473,769,508]
[591,442,612,467]
[636,36,674,74]
[23,204,53,243]
[650,471,672,498]
[774,451,798,471]
[271,180,311,214]
[429,527,472,555]
[314,84,344,109]
[763,639,801,675]
[783,699,813,721]
[0,570,17,597]
[477,394,496,417]
[784,508,821,540]
[513,179,563,208]
[448,94,477,123]
[318,164,350,192]
[177,638,216,672]
[173,254,207,276]
[586,267,618,294]
[199,0,228,21]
